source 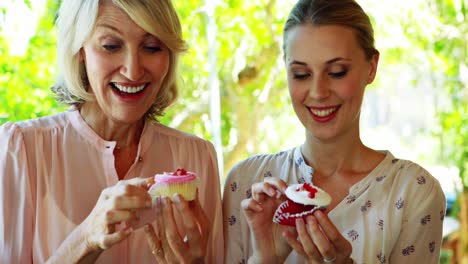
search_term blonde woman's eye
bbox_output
[102,44,120,51]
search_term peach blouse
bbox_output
[0,109,224,263]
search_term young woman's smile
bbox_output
[308,105,341,123]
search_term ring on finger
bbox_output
[152,247,164,256]
[323,255,336,263]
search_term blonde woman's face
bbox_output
[285,24,378,142]
[80,1,170,124]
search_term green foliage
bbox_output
[431,0,468,189]
[0,0,64,124]
[168,0,297,173]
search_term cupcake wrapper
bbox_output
[149,178,199,201]
[273,199,326,226]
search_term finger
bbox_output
[105,209,139,225]
[296,218,322,261]
[241,198,264,213]
[173,194,204,257]
[108,195,152,210]
[263,177,288,193]
[314,211,352,255]
[144,224,165,261]
[190,192,211,246]
[251,182,277,200]
[283,228,307,256]
[119,177,154,190]
[154,197,174,262]
[99,226,133,249]
[160,196,184,260]
[114,182,153,197]
[305,215,336,261]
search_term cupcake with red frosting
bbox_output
[148,168,199,201]
[273,183,331,226]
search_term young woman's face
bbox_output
[285,24,378,142]
[80,1,170,124]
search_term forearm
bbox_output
[46,223,102,264]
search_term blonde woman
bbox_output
[0,0,223,262]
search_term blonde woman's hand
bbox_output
[241,177,294,264]
[284,210,353,264]
[144,194,210,263]
[82,177,153,252]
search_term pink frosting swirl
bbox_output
[153,168,197,185]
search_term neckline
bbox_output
[293,147,394,194]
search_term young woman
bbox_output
[223,0,445,263]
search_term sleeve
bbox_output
[389,167,446,263]
[0,122,35,263]
[223,162,248,264]
[199,140,225,264]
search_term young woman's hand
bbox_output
[144,194,210,264]
[241,177,295,264]
[284,210,353,264]
[82,177,153,252]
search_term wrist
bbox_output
[248,254,280,264]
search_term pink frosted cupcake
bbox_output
[148,168,199,201]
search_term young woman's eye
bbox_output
[293,73,310,80]
[102,44,120,51]
[328,70,347,78]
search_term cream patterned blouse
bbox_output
[223,147,445,264]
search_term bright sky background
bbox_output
[1,0,46,56]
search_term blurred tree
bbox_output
[430,0,468,261]
[386,0,468,261]
[168,0,297,177]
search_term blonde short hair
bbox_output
[52,0,187,120]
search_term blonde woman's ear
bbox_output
[79,48,85,62]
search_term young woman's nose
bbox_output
[309,77,330,100]
[121,51,145,81]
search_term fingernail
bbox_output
[306,215,316,225]
[144,224,150,232]
[268,189,276,196]
[125,227,133,235]
[295,218,304,228]
[172,193,181,203]
[161,196,167,205]
[146,200,152,207]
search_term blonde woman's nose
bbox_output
[121,52,145,81]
